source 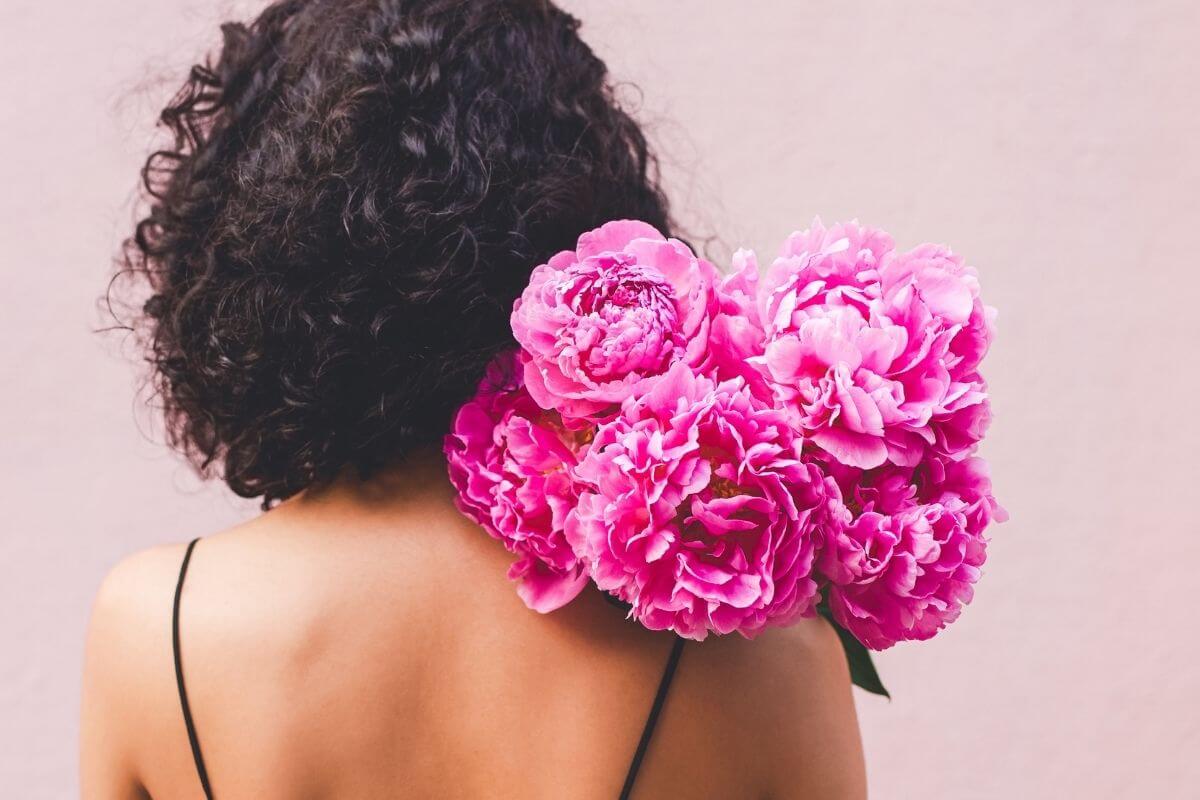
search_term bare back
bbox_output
[82,456,866,799]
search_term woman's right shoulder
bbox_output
[646,614,868,799]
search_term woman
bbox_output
[82,1,866,797]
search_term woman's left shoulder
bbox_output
[84,541,191,689]
[81,541,193,795]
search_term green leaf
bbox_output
[818,603,890,699]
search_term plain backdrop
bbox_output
[2,0,1198,797]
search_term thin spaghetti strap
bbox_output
[618,636,686,800]
[172,537,214,800]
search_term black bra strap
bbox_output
[173,537,214,800]
[618,636,685,800]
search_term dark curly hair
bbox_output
[115,0,673,507]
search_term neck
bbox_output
[285,442,456,519]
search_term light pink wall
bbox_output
[2,1,1196,796]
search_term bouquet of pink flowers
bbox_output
[444,219,1005,692]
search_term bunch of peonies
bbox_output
[445,219,1005,649]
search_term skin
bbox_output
[81,444,866,799]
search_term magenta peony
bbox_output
[756,219,996,470]
[444,350,592,612]
[762,218,891,321]
[876,243,995,461]
[817,455,1005,649]
[708,248,775,403]
[565,361,845,640]
[510,220,722,421]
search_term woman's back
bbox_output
[87,1,867,794]
[82,451,865,798]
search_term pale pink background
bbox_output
[2,1,1197,796]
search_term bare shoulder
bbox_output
[644,614,867,800]
[83,534,237,690]
[81,540,194,797]
[84,540,191,693]
[736,617,867,799]
[81,513,316,797]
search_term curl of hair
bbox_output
[116,0,673,506]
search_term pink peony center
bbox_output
[560,257,681,381]
[675,458,763,549]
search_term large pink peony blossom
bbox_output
[756,219,995,469]
[510,220,722,421]
[565,361,845,640]
[817,454,1006,649]
[443,350,593,612]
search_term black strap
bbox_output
[173,537,214,800]
[618,636,686,800]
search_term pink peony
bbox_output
[761,218,892,323]
[708,248,775,403]
[754,219,905,468]
[756,219,996,469]
[510,220,722,421]
[879,243,995,381]
[443,350,592,612]
[565,361,844,640]
[876,243,995,460]
[817,454,1006,649]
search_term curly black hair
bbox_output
[115,0,673,507]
